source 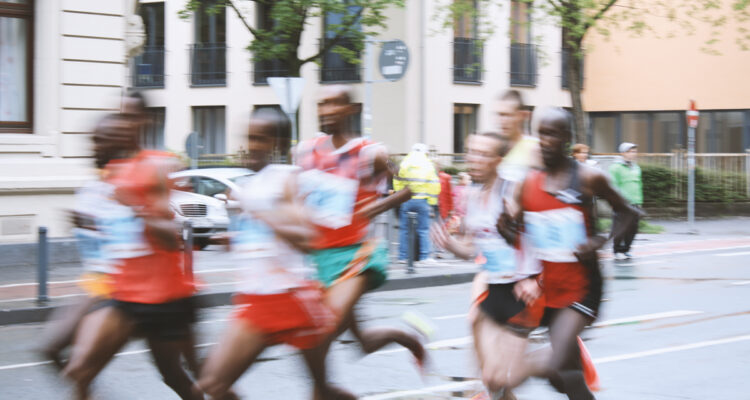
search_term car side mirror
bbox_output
[214,193,228,202]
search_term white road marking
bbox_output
[608,260,663,267]
[594,334,750,364]
[0,279,85,289]
[0,293,85,303]
[717,251,750,257]
[730,280,750,286]
[591,310,703,328]
[362,380,480,400]
[433,313,467,320]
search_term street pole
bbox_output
[286,78,298,146]
[37,226,49,305]
[363,36,374,139]
[687,102,698,234]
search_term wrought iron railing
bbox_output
[189,43,227,86]
[132,46,165,88]
[453,37,483,83]
[253,58,289,84]
[320,38,361,83]
[510,43,537,87]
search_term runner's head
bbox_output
[92,114,141,168]
[466,132,510,184]
[495,90,528,142]
[318,85,356,136]
[247,108,289,172]
[537,107,573,169]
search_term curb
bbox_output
[0,271,475,326]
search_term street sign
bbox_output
[267,77,305,114]
[687,100,699,129]
[185,131,199,170]
[378,40,409,81]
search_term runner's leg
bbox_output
[545,308,594,400]
[39,296,101,369]
[474,313,527,393]
[148,337,204,400]
[62,306,134,400]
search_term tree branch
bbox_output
[227,0,259,38]
[584,0,618,31]
[299,5,366,65]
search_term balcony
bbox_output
[132,46,165,88]
[561,48,584,89]
[190,43,227,87]
[320,38,361,83]
[453,37,483,83]
[510,43,537,87]
[253,59,289,85]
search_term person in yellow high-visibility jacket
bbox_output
[394,144,441,262]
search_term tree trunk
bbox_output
[566,48,586,145]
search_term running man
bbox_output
[62,105,200,400]
[196,108,337,399]
[498,108,640,399]
[296,85,426,399]
[431,132,543,400]
[495,90,542,183]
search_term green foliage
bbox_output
[597,218,665,234]
[640,163,749,206]
[441,165,466,176]
[178,0,404,75]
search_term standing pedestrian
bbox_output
[609,142,643,260]
[394,143,441,263]
[572,144,597,167]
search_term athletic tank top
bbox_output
[295,135,384,249]
[230,164,315,295]
[464,179,541,284]
[521,161,593,308]
[105,150,195,304]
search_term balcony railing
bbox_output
[562,48,584,89]
[253,59,289,85]
[320,38,361,83]
[190,43,227,87]
[510,43,537,87]
[453,37,483,83]
[132,46,165,88]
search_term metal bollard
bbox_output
[183,221,194,283]
[37,226,49,305]
[407,211,417,274]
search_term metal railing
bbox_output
[189,43,227,86]
[321,38,361,83]
[132,46,165,88]
[510,43,537,87]
[561,48,584,89]
[453,37,483,83]
[253,59,289,85]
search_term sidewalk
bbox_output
[2,217,749,325]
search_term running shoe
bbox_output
[623,252,633,259]
[614,252,627,261]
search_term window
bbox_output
[561,28,583,90]
[321,5,361,83]
[713,111,744,153]
[133,2,165,88]
[652,112,682,152]
[453,0,482,83]
[253,2,289,84]
[193,106,226,154]
[621,113,650,152]
[252,104,292,160]
[453,104,478,153]
[510,1,536,86]
[190,1,226,86]
[141,108,165,149]
[0,0,33,132]
[590,114,617,153]
[192,176,228,198]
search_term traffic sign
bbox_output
[687,100,699,129]
[378,40,409,81]
[268,77,305,114]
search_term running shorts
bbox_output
[541,259,602,321]
[78,272,114,298]
[478,283,545,335]
[110,296,196,341]
[232,285,336,349]
[311,240,388,290]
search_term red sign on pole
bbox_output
[687,100,699,129]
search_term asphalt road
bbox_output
[1,236,749,399]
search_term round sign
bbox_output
[378,40,409,81]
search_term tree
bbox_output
[437,0,750,145]
[179,0,405,77]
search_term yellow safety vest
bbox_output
[394,151,441,205]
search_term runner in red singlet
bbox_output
[497,108,641,400]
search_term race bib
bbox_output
[524,208,587,263]
[74,228,115,273]
[298,170,358,229]
[231,214,277,259]
[476,237,516,279]
[100,213,152,259]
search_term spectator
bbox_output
[572,143,597,166]
[452,172,471,219]
[394,144,441,263]
[438,169,454,221]
[609,142,643,260]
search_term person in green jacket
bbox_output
[609,142,643,260]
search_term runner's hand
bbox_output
[68,210,96,230]
[496,198,518,245]
[574,236,606,265]
[430,223,452,252]
[513,277,541,305]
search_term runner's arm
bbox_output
[430,222,476,260]
[353,187,412,220]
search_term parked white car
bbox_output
[170,168,255,202]
[169,189,229,249]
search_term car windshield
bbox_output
[228,174,254,185]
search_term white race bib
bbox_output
[298,169,358,229]
[74,228,116,273]
[524,208,587,263]
[99,208,152,259]
[231,214,277,259]
[476,236,517,280]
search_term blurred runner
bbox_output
[61,95,200,400]
[195,108,336,399]
[498,108,640,400]
[431,132,543,400]
[495,90,542,183]
[296,85,426,400]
